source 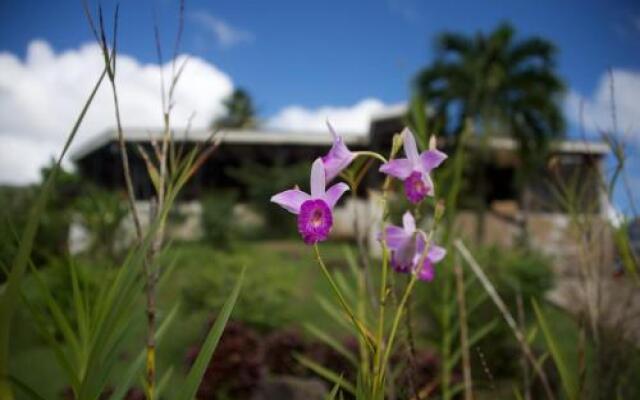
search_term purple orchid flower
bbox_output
[382,211,446,281]
[321,121,356,182]
[379,128,447,204]
[271,158,350,244]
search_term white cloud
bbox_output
[0,39,234,184]
[189,11,254,48]
[267,98,398,135]
[565,69,640,141]
[565,69,640,216]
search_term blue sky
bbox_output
[0,0,639,213]
[1,0,639,117]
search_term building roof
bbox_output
[472,136,610,155]
[71,127,368,161]
[369,104,610,155]
[72,122,610,162]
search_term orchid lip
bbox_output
[297,199,333,245]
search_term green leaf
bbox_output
[316,295,354,333]
[532,300,578,400]
[512,385,525,400]
[295,354,356,395]
[410,94,428,149]
[325,379,342,400]
[0,67,107,400]
[446,318,498,370]
[156,367,174,398]
[28,262,82,365]
[5,375,47,400]
[304,323,358,367]
[176,265,245,400]
[69,260,90,352]
[110,302,181,400]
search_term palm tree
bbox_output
[414,22,566,241]
[212,88,257,129]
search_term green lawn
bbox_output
[8,239,599,399]
[10,240,356,399]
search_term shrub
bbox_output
[201,190,239,249]
[419,244,554,380]
[0,166,82,274]
[72,186,128,261]
[227,161,310,239]
[177,243,301,332]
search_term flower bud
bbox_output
[429,134,437,150]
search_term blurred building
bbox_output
[72,108,611,266]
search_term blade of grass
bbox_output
[156,366,174,398]
[0,67,107,399]
[455,239,556,400]
[326,379,342,400]
[111,302,180,400]
[176,265,245,400]
[304,323,358,367]
[295,354,356,395]
[532,300,578,400]
[5,376,47,400]
[446,318,499,370]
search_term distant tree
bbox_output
[414,23,566,241]
[212,88,257,129]
[415,22,565,154]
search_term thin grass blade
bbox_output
[176,265,245,400]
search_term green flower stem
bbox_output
[371,174,395,395]
[355,151,388,164]
[380,273,418,384]
[379,230,434,385]
[372,244,390,397]
[313,244,376,349]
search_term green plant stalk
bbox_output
[379,273,418,384]
[454,255,473,400]
[372,244,390,398]
[356,270,371,391]
[441,259,454,400]
[455,240,556,400]
[176,265,246,400]
[354,151,388,164]
[440,122,470,400]
[370,170,396,399]
[370,149,400,398]
[533,300,578,400]
[0,67,106,400]
[313,244,375,349]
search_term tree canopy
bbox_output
[212,88,257,130]
[415,22,566,157]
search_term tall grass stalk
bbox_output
[0,66,107,400]
[455,239,556,400]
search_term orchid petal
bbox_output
[310,158,326,198]
[424,173,435,196]
[323,134,356,182]
[428,245,447,263]
[324,182,350,209]
[420,149,447,172]
[402,211,416,233]
[402,128,420,163]
[394,236,417,270]
[382,225,411,249]
[326,120,338,140]
[379,158,413,179]
[418,260,435,281]
[271,189,311,214]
